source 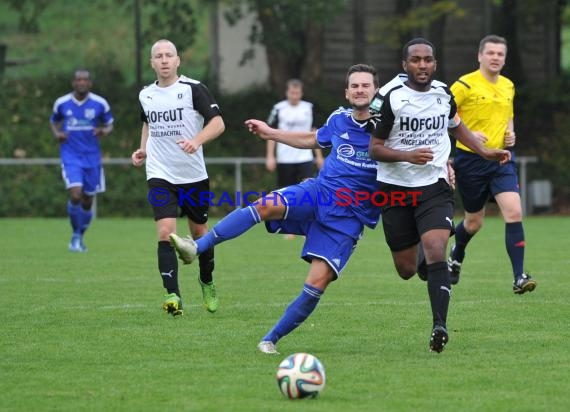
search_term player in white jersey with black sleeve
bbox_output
[132,39,225,316]
[265,79,323,189]
[368,38,510,352]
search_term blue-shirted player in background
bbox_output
[169,64,380,354]
[50,69,114,252]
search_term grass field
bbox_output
[0,216,569,411]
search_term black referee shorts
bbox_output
[378,178,454,252]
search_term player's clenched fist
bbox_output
[132,149,146,166]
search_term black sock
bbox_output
[158,241,180,296]
[452,220,474,262]
[198,247,214,284]
[426,262,451,327]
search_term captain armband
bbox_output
[448,113,461,129]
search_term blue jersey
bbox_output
[315,107,380,228]
[50,92,114,163]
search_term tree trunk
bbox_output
[395,0,413,63]
[264,46,294,92]
[491,0,525,84]
[254,2,329,91]
[300,22,324,90]
[429,0,447,83]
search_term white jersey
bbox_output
[267,100,314,164]
[371,74,460,187]
[139,75,222,184]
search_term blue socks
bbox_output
[263,283,324,344]
[505,222,525,278]
[67,201,81,234]
[79,207,93,234]
[67,201,93,235]
[196,206,261,254]
[451,220,474,262]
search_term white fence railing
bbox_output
[0,156,539,215]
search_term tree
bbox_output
[370,0,465,79]
[133,0,198,88]
[5,0,50,33]
[140,0,197,54]
[221,0,347,91]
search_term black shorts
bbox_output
[379,178,454,252]
[147,178,210,223]
[277,161,315,188]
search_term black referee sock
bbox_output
[158,241,180,297]
[426,261,451,327]
[198,247,215,284]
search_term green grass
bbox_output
[0,0,210,83]
[0,216,569,411]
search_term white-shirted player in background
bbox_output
[265,79,323,187]
[368,38,510,352]
[265,79,323,239]
[132,39,225,316]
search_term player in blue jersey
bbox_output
[169,64,380,354]
[368,39,510,352]
[50,69,114,252]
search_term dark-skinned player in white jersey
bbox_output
[368,38,511,352]
[132,39,225,316]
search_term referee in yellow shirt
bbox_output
[447,35,537,294]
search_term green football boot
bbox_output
[162,293,183,317]
[199,279,219,313]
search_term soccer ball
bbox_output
[276,353,326,399]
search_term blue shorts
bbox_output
[61,159,105,196]
[264,179,364,278]
[454,149,519,213]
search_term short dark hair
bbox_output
[345,64,379,88]
[479,34,508,53]
[402,38,436,60]
[286,78,303,90]
[73,69,91,80]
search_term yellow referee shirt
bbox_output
[451,69,514,152]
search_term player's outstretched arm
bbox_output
[244,119,319,149]
[451,122,511,164]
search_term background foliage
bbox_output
[1,0,569,216]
